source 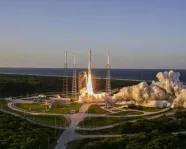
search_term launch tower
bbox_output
[106,52,111,96]
[72,55,77,100]
[63,51,68,97]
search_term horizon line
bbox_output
[0,67,185,70]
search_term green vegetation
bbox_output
[15,103,48,111]
[68,102,83,112]
[0,111,62,149]
[47,108,69,114]
[112,110,121,112]
[139,106,162,112]
[110,110,143,116]
[76,111,186,135]
[126,104,163,112]
[0,74,67,97]
[67,131,186,149]
[0,99,8,108]
[78,117,124,128]
[48,102,82,114]
[175,107,186,112]
[67,138,101,149]
[0,100,25,116]
[120,115,184,134]
[0,100,70,127]
[0,73,145,98]
[76,124,122,135]
[87,105,109,114]
[14,102,82,114]
[26,115,70,127]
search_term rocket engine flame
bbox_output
[86,72,94,95]
[78,49,108,103]
[86,49,94,95]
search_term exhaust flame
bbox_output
[86,72,93,95]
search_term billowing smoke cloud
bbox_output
[79,70,186,108]
[112,70,186,108]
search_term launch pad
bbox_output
[78,49,110,103]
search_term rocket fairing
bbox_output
[107,52,110,65]
[74,54,76,68]
[65,51,67,65]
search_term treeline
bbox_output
[74,111,186,149]
[0,74,64,97]
[76,111,186,135]
[121,114,186,134]
[0,111,61,149]
[0,74,142,97]
[77,130,186,149]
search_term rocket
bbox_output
[88,49,91,74]
[64,50,68,69]
[107,52,110,65]
[73,54,76,68]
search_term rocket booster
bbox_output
[88,49,91,73]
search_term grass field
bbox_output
[139,106,163,112]
[68,102,83,112]
[0,100,25,116]
[112,110,122,112]
[0,99,8,108]
[26,114,70,127]
[78,117,124,128]
[110,110,144,116]
[15,103,48,111]
[0,100,70,127]
[123,106,163,112]
[14,102,83,114]
[48,102,83,114]
[47,108,70,114]
[175,107,186,112]
[87,105,109,114]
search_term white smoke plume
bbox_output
[112,70,186,108]
[78,70,186,108]
[78,90,107,103]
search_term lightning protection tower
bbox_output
[72,55,77,100]
[106,52,111,96]
[63,51,68,97]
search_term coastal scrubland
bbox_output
[0,111,62,149]
[0,74,145,97]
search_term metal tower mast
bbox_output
[72,55,77,100]
[63,51,68,97]
[106,52,111,96]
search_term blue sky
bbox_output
[0,0,186,69]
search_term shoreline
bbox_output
[0,72,146,82]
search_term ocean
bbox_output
[0,68,186,82]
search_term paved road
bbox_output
[79,103,92,113]
[55,103,92,149]
[75,110,173,131]
[5,99,174,149]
